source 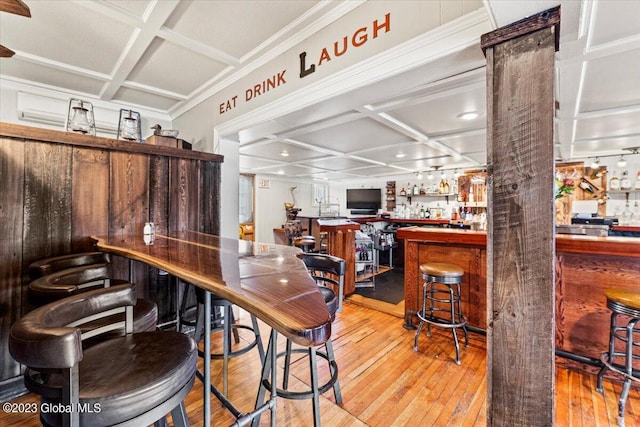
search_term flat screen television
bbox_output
[346,188,381,213]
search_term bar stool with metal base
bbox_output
[414,262,469,365]
[596,289,640,427]
[294,236,316,253]
[193,287,265,396]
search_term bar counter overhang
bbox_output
[92,231,332,347]
[397,226,640,372]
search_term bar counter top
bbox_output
[397,226,640,257]
[92,231,331,347]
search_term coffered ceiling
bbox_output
[1,1,639,182]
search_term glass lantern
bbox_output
[117,109,142,142]
[65,98,96,135]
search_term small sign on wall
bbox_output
[259,179,270,188]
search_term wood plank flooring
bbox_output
[2,300,639,426]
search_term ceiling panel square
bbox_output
[0,1,133,74]
[164,1,319,59]
[579,50,640,113]
[572,136,640,158]
[259,164,326,177]
[240,140,330,162]
[103,0,151,17]
[575,111,640,142]
[302,156,374,171]
[0,59,106,96]
[360,143,445,164]
[113,87,180,111]
[298,117,409,153]
[390,86,486,136]
[437,132,486,154]
[588,1,640,48]
[240,156,283,171]
[128,38,227,95]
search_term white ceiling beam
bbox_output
[99,1,181,101]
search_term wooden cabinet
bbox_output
[0,123,222,398]
[555,162,607,224]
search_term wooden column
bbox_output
[481,7,560,426]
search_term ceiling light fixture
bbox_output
[617,155,627,168]
[590,158,600,169]
[416,171,423,180]
[280,150,289,157]
[396,152,406,158]
[457,111,480,121]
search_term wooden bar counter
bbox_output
[317,219,361,296]
[92,231,332,346]
[397,226,640,372]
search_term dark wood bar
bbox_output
[0,122,222,399]
[317,219,361,296]
[397,226,640,374]
[92,231,331,346]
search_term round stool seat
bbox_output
[420,263,464,281]
[604,289,640,312]
[33,331,196,426]
[294,236,316,253]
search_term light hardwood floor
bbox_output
[2,300,639,426]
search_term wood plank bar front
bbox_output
[317,220,361,296]
[398,226,640,374]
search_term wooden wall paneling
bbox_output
[483,7,559,425]
[22,140,73,308]
[200,161,220,235]
[109,151,149,288]
[148,155,172,321]
[168,158,199,233]
[0,137,25,382]
[71,147,109,252]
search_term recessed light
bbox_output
[457,111,480,121]
[396,152,406,158]
[277,170,285,175]
[280,150,289,157]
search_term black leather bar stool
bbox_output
[28,251,119,280]
[266,253,343,426]
[27,263,158,337]
[193,286,265,396]
[596,289,640,427]
[414,262,469,365]
[9,284,196,427]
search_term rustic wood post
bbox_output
[481,7,560,426]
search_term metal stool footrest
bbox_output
[416,311,468,329]
[263,347,339,400]
[197,323,261,359]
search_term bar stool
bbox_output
[193,287,265,396]
[414,262,469,365]
[294,236,316,253]
[596,289,640,426]
[262,253,343,426]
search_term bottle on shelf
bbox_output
[419,183,426,195]
[620,170,631,191]
[412,183,419,196]
[444,179,450,194]
[399,186,406,196]
[610,171,620,191]
[438,178,445,194]
[468,185,474,203]
[419,205,425,218]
